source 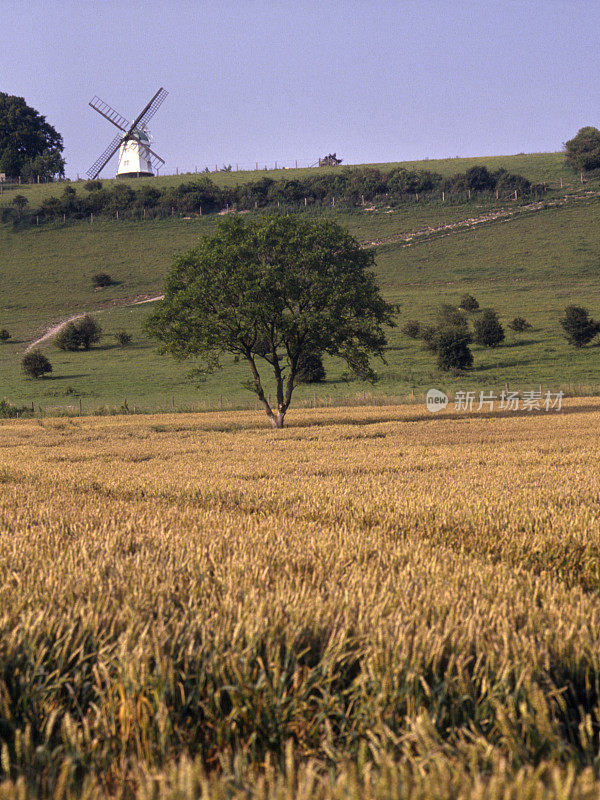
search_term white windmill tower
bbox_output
[86,87,168,179]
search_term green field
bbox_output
[1,151,600,414]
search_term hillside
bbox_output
[1,150,600,414]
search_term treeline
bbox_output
[2,165,543,226]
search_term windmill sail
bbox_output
[88,97,130,132]
[87,133,123,179]
[131,87,168,131]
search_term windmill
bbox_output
[87,87,168,179]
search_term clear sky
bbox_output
[2,0,598,179]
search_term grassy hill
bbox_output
[1,150,600,414]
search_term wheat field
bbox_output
[1,401,600,798]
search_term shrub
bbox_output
[401,320,421,339]
[509,316,532,332]
[459,294,479,313]
[559,305,600,347]
[77,315,102,350]
[0,399,32,418]
[115,331,132,347]
[296,351,326,383]
[56,316,102,351]
[474,309,505,347]
[0,329,10,343]
[84,180,102,191]
[420,324,439,351]
[55,322,83,351]
[434,327,473,371]
[22,350,52,378]
[437,303,469,331]
[92,272,113,288]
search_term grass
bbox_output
[1,402,600,797]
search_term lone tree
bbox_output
[564,127,600,172]
[433,327,473,372]
[0,93,65,180]
[146,215,395,428]
[22,350,52,379]
[559,305,600,347]
[474,308,505,347]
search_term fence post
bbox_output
[496,189,499,199]
[514,190,517,200]
[304,197,307,206]
[275,161,278,169]
[442,191,445,202]
[91,213,93,223]
[295,160,298,168]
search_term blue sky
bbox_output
[2,0,597,178]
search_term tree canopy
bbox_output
[146,215,396,427]
[564,127,600,172]
[0,93,65,180]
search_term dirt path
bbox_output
[25,295,164,352]
[360,190,600,249]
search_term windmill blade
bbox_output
[140,142,165,170]
[89,96,130,132]
[129,87,168,132]
[86,132,123,178]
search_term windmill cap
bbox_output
[123,127,149,142]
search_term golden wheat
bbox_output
[1,400,600,798]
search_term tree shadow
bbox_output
[501,338,541,348]
[45,374,90,381]
[472,358,533,371]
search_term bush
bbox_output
[84,180,102,191]
[474,309,505,347]
[55,322,82,351]
[55,315,102,351]
[401,320,421,339]
[22,350,52,378]
[508,316,532,332]
[296,351,326,383]
[115,331,132,347]
[559,305,600,347]
[92,272,114,288]
[0,399,32,418]
[77,315,102,350]
[437,303,469,331]
[0,329,10,343]
[459,294,479,313]
[434,327,473,371]
[420,324,439,352]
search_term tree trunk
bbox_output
[267,410,286,428]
